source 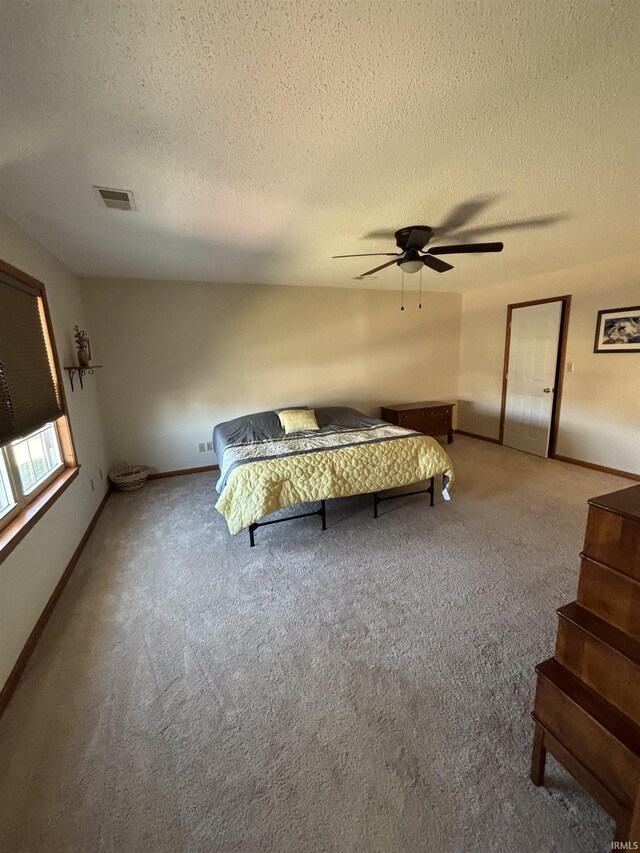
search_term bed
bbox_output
[213,406,454,544]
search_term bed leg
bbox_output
[430,476,435,507]
[249,524,257,547]
[373,492,379,519]
[320,500,327,531]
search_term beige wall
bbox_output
[0,212,109,688]
[459,252,640,475]
[84,279,462,473]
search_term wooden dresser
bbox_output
[531,485,640,846]
[380,401,454,444]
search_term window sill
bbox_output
[0,466,80,565]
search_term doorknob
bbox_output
[543,388,553,393]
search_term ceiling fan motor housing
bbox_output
[394,225,433,250]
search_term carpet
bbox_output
[0,437,630,852]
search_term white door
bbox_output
[503,301,563,457]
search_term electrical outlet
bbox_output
[206,441,213,451]
[99,468,104,480]
[567,361,574,373]
[198,442,206,452]
[90,478,95,492]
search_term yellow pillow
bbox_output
[278,408,319,434]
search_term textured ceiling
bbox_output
[0,0,638,291]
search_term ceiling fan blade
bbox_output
[363,229,397,240]
[445,215,564,242]
[332,253,399,259]
[428,242,503,255]
[422,254,454,273]
[435,195,498,237]
[405,228,431,251]
[360,258,399,277]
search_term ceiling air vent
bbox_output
[94,186,135,211]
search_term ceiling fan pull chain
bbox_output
[419,266,423,309]
[401,269,405,311]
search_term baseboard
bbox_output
[454,429,501,445]
[552,454,640,482]
[147,464,219,480]
[455,431,639,481]
[0,487,111,719]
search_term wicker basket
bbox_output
[108,464,150,491]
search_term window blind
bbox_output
[0,273,62,445]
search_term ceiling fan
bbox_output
[333,225,503,277]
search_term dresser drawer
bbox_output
[555,607,640,724]
[398,412,426,431]
[397,407,451,422]
[397,414,451,436]
[426,407,452,419]
[577,556,640,641]
[533,664,640,809]
[424,416,450,436]
[584,506,640,579]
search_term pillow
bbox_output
[278,408,319,434]
[274,405,308,415]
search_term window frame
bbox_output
[0,259,79,563]
[0,449,19,526]
[2,421,66,515]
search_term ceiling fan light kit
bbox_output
[332,222,504,279]
[398,252,424,274]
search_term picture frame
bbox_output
[593,306,640,353]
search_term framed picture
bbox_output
[593,306,640,353]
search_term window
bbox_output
[0,260,77,544]
[13,423,63,493]
[0,423,65,526]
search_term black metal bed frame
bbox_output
[246,476,436,546]
[249,500,327,547]
[372,476,435,518]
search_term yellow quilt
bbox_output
[216,435,454,534]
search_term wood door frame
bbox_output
[498,295,571,458]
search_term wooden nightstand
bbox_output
[380,401,454,444]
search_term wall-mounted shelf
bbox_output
[63,365,102,391]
